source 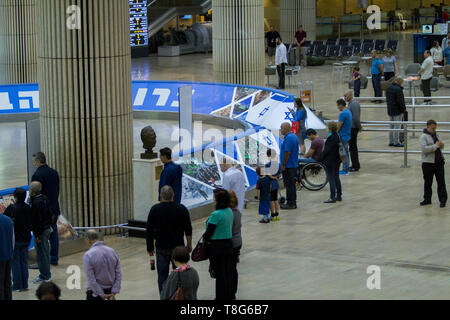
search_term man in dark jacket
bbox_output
[31,152,60,266]
[386,78,406,147]
[4,188,32,291]
[319,122,342,203]
[0,214,14,300]
[158,148,183,204]
[29,181,54,284]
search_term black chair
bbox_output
[363,39,374,45]
[306,46,314,57]
[337,38,349,46]
[351,39,361,46]
[341,45,354,58]
[313,40,323,46]
[304,41,311,47]
[326,39,337,46]
[352,44,362,55]
[316,44,328,57]
[375,40,386,52]
[362,42,374,55]
[387,40,398,52]
[328,45,341,58]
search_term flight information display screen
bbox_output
[129,0,148,47]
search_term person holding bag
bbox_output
[202,189,234,301]
[319,122,343,203]
[161,246,199,300]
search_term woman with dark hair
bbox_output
[431,41,443,65]
[35,281,61,300]
[202,189,234,300]
[160,246,199,300]
[319,122,343,203]
[290,97,308,154]
[227,190,242,299]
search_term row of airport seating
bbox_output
[297,39,398,60]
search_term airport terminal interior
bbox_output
[1,0,450,300]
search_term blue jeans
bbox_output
[372,73,382,97]
[12,242,29,290]
[341,140,350,173]
[156,248,176,294]
[50,222,59,265]
[35,227,52,281]
[325,163,342,200]
[354,80,361,97]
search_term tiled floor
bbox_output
[4,30,450,300]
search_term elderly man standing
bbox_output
[29,181,54,284]
[344,91,362,172]
[386,77,406,147]
[146,186,193,295]
[280,122,299,209]
[221,160,246,213]
[83,230,122,300]
[420,120,447,208]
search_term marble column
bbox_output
[213,0,265,87]
[0,0,37,84]
[37,0,133,230]
[280,0,317,45]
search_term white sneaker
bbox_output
[32,276,44,285]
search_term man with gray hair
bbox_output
[146,185,193,295]
[83,229,122,300]
[280,122,299,209]
[386,77,406,147]
[29,181,54,284]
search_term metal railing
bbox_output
[356,96,450,137]
[324,119,450,168]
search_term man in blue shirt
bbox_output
[444,46,450,65]
[280,122,299,209]
[159,148,183,204]
[370,50,384,103]
[337,99,352,175]
[0,214,14,300]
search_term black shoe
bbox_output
[420,200,432,206]
[280,204,297,210]
[336,197,342,202]
[440,203,446,208]
[29,264,38,270]
[349,167,359,172]
[51,262,58,266]
[259,219,270,224]
[324,199,336,203]
[389,143,394,147]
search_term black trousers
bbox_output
[86,288,112,300]
[422,78,432,102]
[422,163,448,204]
[349,128,360,170]
[0,259,12,300]
[277,63,286,89]
[282,167,297,206]
[209,239,234,301]
[232,245,241,299]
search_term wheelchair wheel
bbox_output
[300,162,328,191]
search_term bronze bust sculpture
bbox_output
[140,125,157,159]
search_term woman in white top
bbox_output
[430,41,443,65]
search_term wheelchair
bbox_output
[297,160,328,191]
[279,160,328,205]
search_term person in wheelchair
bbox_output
[298,129,324,164]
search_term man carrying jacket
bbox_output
[386,77,406,147]
[420,120,447,208]
[29,181,54,284]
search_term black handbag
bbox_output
[191,238,208,262]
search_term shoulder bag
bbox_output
[191,238,208,262]
[337,134,348,163]
[170,272,185,300]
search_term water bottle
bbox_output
[150,254,155,271]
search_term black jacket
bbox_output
[4,203,32,244]
[386,83,406,116]
[30,194,54,237]
[319,132,342,167]
[32,164,61,216]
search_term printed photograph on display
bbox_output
[178,157,222,188]
[233,87,258,102]
[232,96,254,118]
[252,90,272,107]
[0,193,14,214]
[211,104,233,118]
[181,175,215,209]
[236,135,266,169]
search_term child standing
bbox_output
[353,66,361,98]
[256,167,272,224]
[265,149,281,221]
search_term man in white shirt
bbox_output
[418,50,434,105]
[220,162,246,213]
[275,37,288,89]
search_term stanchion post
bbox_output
[401,123,410,168]
[412,97,416,137]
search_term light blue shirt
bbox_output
[280,132,299,168]
[371,58,383,75]
[338,109,352,142]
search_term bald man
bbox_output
[29,181,54,284]
[280,122,299,209]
